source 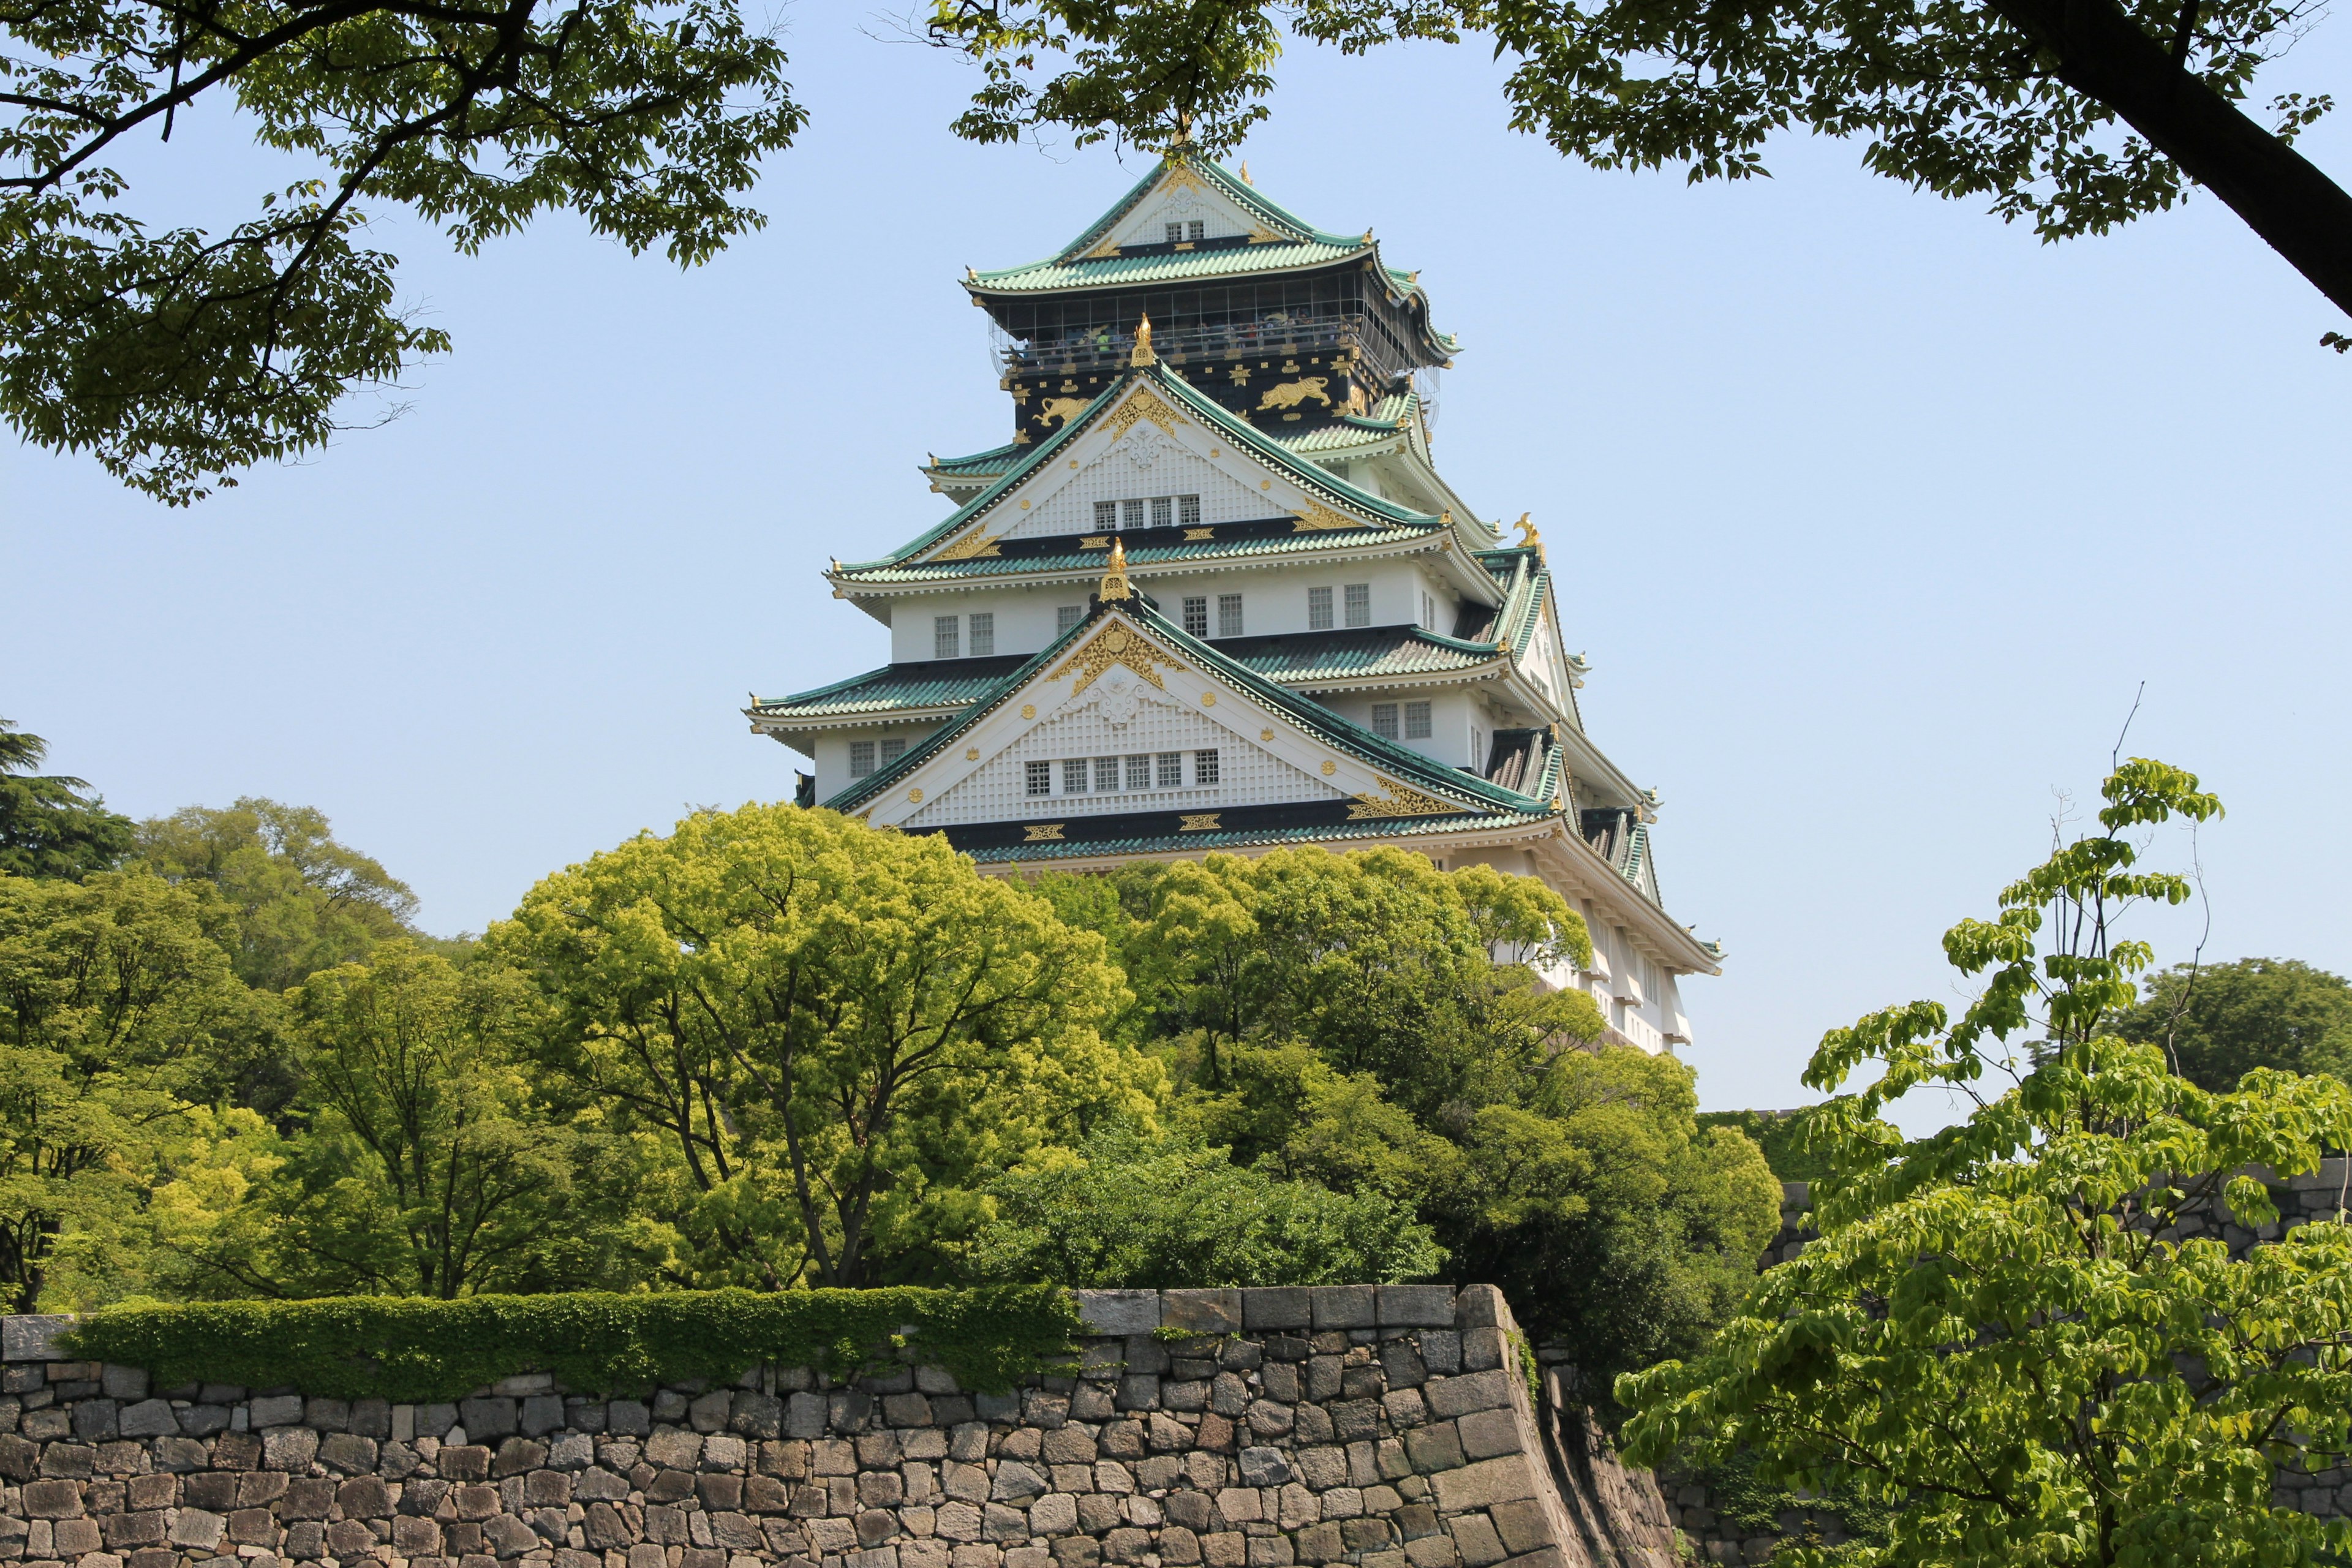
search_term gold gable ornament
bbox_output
[1346,775,1464,821]
[1106,386,1183,440]
[1050,617,1186,698]
[933,528,1002,562]
[1099,537,1135,601]
[1130,314,1156,368]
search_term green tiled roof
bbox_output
[923,393,1419,481]
[1050,156,1373,264]
[833,527,1430,586]
[923,443,1022,478]
[1226,625,1500,684]
[823,596,1557,823]
[973,239,1374,294]
[750,656,1028,721]
[840,362,1442,580]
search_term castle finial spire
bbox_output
[1129,314,1156,367]
[1100,537,1134,601]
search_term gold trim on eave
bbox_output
[1292,501,1366,533]
[1346,775,1462,820]
[932,528,1003,561]
[1178,813,1221,832]
[1050,619,1186,698]
[1024,824,1066,842]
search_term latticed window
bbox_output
[968,613,994,657]
[1178,495,1201,527]
[1165,222,1184,244]
[1121,499,1147,529]
[1095,756,1121,791]
[879,739,905,764]
[1026,761,1052,797]
[1218,595,1243,638]
[1126,755,1152,791]
[1182,597,1208,637]
[1372,703,1400,740]
[1151,497,1173,528]
[1157,752,1184,788]
[1308,587,1333,630]
[1063,759,1090,793]
[1344,584,1371,627]
[1405,701,1432,740]
[1058,605,1085,634]
[934,616,959,659]
[1095,501,1118,530]
[850,741,876,777]
[1188,220,1206,242]
[1194,749,1221,785]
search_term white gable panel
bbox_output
[908,670,1341,828]
[999,422,1277,540]
[1103,174,1262,250]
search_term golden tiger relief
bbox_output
[1037,396,1091,429]
[1256,377,1331,413]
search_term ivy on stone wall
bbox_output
[61,1286,1080,1401]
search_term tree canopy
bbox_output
[0,718,135,880]
[1616,758,2352,1565]
[2,0,806,503]
[2117,956,2352,1091]
[930,0,2352,337]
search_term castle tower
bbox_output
[748,156,1717,1052]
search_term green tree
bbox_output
[963,1124,1445,1287]
[0,870,257,1310]
[2117,956,2352,1091]
[156,941,663,1298]
[0,719,135,881]
[931,1,2352,338]
[133,797,439,990]
[4,0,806,503]
[492,804,1163,1290]
[1618,759,2352,1566]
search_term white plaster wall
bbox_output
[1104,180,1260,249]
[1313,687,1482,769]
[810,725,943,804]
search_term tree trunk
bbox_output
[1983,0,2352,319]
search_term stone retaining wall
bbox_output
[0,1286,1678,1568]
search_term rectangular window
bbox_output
[1472,727,1485,768]
[1151,496,1173,528]
[933,615,960,660]
[1095,756,1121,792]
[1182,596,1209,637]
[1121,499,1146,530]
[1063,759,1090,794]
[1178,494,1201,527]
[1025,761,1052,797]
[1126,755,1152,791]
[1344,583,1371,627]
[1165,222,1183,245]
[1405,701,1433,740]
[1194,749,1221,786]
[1217,594,1243,638]
[849,741,876,777]
[968,612,994,657]
[1188,220,1206,242]
[1308,586,1334,630]
[1095,500,1118,530]
[879,738,905,764]
[1372,703,1400,740]
[1157,752,1183,788]
[1057,605,1085,635]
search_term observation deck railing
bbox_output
[1003,314,1403,382]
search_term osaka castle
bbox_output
[747,153,1719,1053]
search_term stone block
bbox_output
[1378,1286,1455,1328]
[1404,1537,1459,1568]
[248,1394,303,1428]
[319,1431,378,1473]
[1162,1291,1243,1335]
[1461,1330,1506,1373]
[21,1480,82,1518]
[115,1400,176,1439]
[461,1396,519,1439]
[169,1509,225,1550]
[1241,1289,1311,1331]
[1425,1372,1514,1421]
[1028,1493,1078,1534]
[260,1427,318,1473]
[1237,1447,1292,1487]
[98,1366,146,1400]
[1453,1287,1508,1330]
[1310,1287,1376,1331]
[1075,1291,1159,1336]
[2,1316,74,1362]
[1446,1514,1506,1568]
[440,1444,492,1481]
[1293,1523,1347,1564]
[1202,1531,1248,1568]
[1432,1458,1537,1513]
[1456,1409,1520,1460]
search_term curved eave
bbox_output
[828,523,1485,594]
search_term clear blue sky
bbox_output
[7,9,2348,1120]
